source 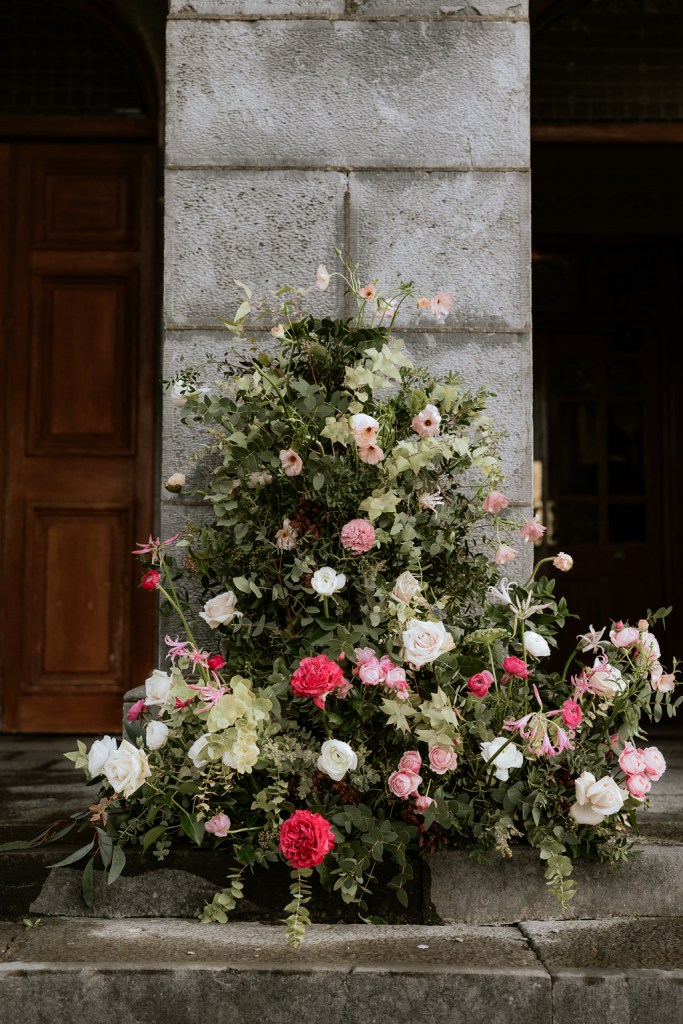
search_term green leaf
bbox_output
[313,473,325,491]
[108,845,126,886]
[142,825,167,853]
[181,813,205,847]
[82,858,94,908]
[51,841,95,868]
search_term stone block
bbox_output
[520,918,683,971]
[166,20,529,169]
[349,171,531,331]
[550,971,629,1024]
[169,0,344,12]
[356,2,528,14]
[164,170,345,326]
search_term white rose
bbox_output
[317,739,358,781]
[104,740,151,798]
[570,771,624,825]
[165,472,186,493]
[222,731,260,774]
[524,631,551,658]
[199,591,242,628]
[590,658,625,699]
[315,263,330,291]
[170,382,189,408]
[311,566,346,597]
[144,669,173,707]
[391,571,423,605]
[146,720,169,751]
[188,733,212,769]
[402,618,455,669]
[480,737,524,782]
[88,735,117,777]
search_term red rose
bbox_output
[501,656,528,683]
[467,670,493,698]
[278,809,335,869]
[289,655,346,710]
[141,569,160,590]
[207,654,225,672]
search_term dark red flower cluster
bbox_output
[278,809,335,869]
[289,654,347,709]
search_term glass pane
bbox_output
[557,360,598,398]
[609,503,647,543]
[607,404,645,494]
[558,502,600,544]
[558,404,599,495]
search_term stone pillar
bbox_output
[162,0,531,562]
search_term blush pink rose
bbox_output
[340,519,376,554]
[127,698,146,723]
[398,750,422,773]
[358,442,385,465]
[411,404,441,438]
[495,545,518,565]
[388,769,422,799]
[468,671,493,698]
[354,647,376,666]
[359,658,384,686]
[626,773,652,799]
[610,625,640,648]
[561,699,582,730]
[414,794,434,813]
[279,448,303,477]
[641,746,666,781]
[205,812,231,837]
[618,742,646,777]
[428,746,458,774]
[483,491,510,514]
[518,515,546,543]
[651,663,677,692]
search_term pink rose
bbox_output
[340,519,376,554]
[483,491,509,514]
[388,769,422,799]
[359,658,384,686]
[428,746,458,775]
[358,442,385,465]
[641,746,666,781]
[279,448,303,477]
[414,794,434,814]
[626,773,651,800]
[411,404,441,438]
[205,812,231,837]
[518,515,546,544]
[398,751,422,773]
[502,656,529,680]
[127,698,146,723]
[467,671,493,698]
[561,699,582,730]
[638,631,661,666]
[610,625,640,648]
[618,742,646,777]
[279,809,335,869]
[354,647,376,666]
[495,545,518,566]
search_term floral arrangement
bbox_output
[37,262,682,944]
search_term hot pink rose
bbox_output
[127,698,146,723]
[290,655,347,709]
[278,809,335,869]
[518,515,546,544]
[626,773,652,800]
[340,519,376,554]
[502,656,529,680]
[428,746,458,774]
[388,769,422,799]
[207,654,225,672]
[205,812,231,837]
[483,491,510,514]
[618,742,646,777]
[467,670,493,698]
[411,404,441,438]
[359,658,384,686]
[495,545,518,565]
[641,746,666,781]
[561,699,582,730]
[414,794,434,814]
[398,750,422,773]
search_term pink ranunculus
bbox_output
[467,671,493,698]
[358,442,385,465]
[411,404,441,439]
[610,625,640,648]
[127,698,146,723]
[289,654,347,710]
[279,809,335,869]
[428,746,458,775]
[561,699,582,730]
[641,746,667,781]
[207,654,225,672]
[502,656,529,680]
[354,647,376,666]
[482,491,510,514]
[626,773,652,800]
[205,812,231,837]
[340,519,376,554]
[618,742,646,777]
[279,448,303,477]
[414,794,434,814]
[429,291,454,319]
[388,769,422,799]
[518,515,546,544]
[495,545,518,566]
[398,750,422,774]
[358,658,384,686]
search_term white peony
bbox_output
[188,733,212,769]
[524,630,551,658]
[317,739,358,781]
[104,740,151,798]
[391,571,424,605]
[590,658,626,699]
[570,771,624,825]
[311,566,346,597]
[480,737,524,782]
[88,735,117,777]
[144,669,173,707]
[199,591,242,628]
[402,618,455,669]
[146,720,169,751]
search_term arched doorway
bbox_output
[531,1,683,686]
[0,0,161,732]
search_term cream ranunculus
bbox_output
[524,630,551,658]
[187,733,212,769]
[199,591,242,628]
[104,740,151,798]
[589,658,626,699]
[391,571,424,605]
[88,735,117,777]
[144,669,173,707]
[146,720,169,751]
[480,737,524,782]
[311,566,346,597]
[222,731,260,774]
[570,771,624,825]
[317,739,358,781]
[402,618,455,669]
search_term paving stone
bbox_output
[520,918,683,971]
[356,2,528,14]
[169,0,344,12]
[166,20,529,169]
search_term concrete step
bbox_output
[1,918,683,1024]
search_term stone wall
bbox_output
[162,0,532,565]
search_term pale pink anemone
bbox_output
[340,519,376,554]
[518,515,546,543]
[483,491,510,514]
[429,291,454,319]
[279,448,304,477]
[358,442,385,465]
[411,404,441,438]
[495,545,518,566]
[359,283,376,300]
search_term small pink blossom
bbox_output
[275,519,299,551]
[483,491,509,514]
[359,658,384,686]
[429,291,454,319]
[553,552,573,571]
[205,813,231,837]
[417,296,430,310]
[625,773,651,800]
[350,413,379,447]
[495,545,518,566]
[468,671,493,698]
[279,449,303,477]
[610,625,640,648]
[359,283,376,300]
[618,742,646,777]
[127,699,146,723]
[642,746,666,781]
[340,519,376,554]
[638,619,649,632]
[651,663,677,692]
[411,404,441,438]
[388,769,422,799]
[429,746,458,774]
[414,794,434,813]
[187,682,228,712]
[132,532,180,564]
[358,442,385,465]
[518,515,546,544]
[561,699,582,730]
[354,647,376,666]
[398,751,422,774]
[384,665,408,697]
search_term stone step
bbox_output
[1,918,682,1024]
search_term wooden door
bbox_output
[0,141,156,732]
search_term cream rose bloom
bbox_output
[104,740,151,798]
[222,731,260,774]
[199,591,242,628]
[144,669,173,707]
[480,737,524,781]
[317,739,358,781]
[391,571,424,605]
[311,566,346,597]
[402,618,455,669]
[188,733,212,769]
[570,771,624,825]
[590,658,626,699]
[88,735,117,777]
[524,630,551,658]
[146,720,169,751]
